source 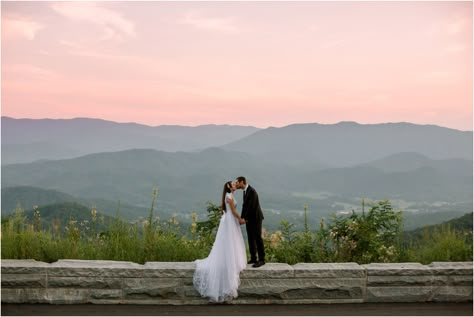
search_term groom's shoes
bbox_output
[252,261,265,268]
[247,260,257,265]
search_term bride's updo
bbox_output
[221,181,233,212]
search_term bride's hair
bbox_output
[221,181,233,212]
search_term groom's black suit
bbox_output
[241,185,265,263]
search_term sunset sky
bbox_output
[1,1,472,130]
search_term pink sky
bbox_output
[1,1,472,130]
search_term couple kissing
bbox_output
[193,176,265,303]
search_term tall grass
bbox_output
[1,198,210,263]
[403,224,473,264]
[1,198,472,264]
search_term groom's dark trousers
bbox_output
[241,185,265,262]
[246,220,265,262]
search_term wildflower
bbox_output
[269,230,284,248]
[91,208,97,223]
[168,216,179,226]
[53,219,60,233]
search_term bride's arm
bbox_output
[227,198,242,222]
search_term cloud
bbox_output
[178,10,239,33]
[2,16,44,40]
[51,2,135,41]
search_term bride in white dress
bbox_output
[193,181,247,303]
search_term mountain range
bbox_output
[1,117,472,231]
[1,117,259,165]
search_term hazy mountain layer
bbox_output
[2,118,471,231]
[2,148,471,231]
[221,122,472,167]
[1,117,260,164]
[1,186,153,221]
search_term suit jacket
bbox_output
[240,185,264,223]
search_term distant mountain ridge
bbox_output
[3,117,472,166]
[1,186,152,221]
[403,212,473,242]
[2,117,471,231]
[1,117,260,164]
[222,121,472,166]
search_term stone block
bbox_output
[293,263,365,278]
[240,263,294,279]
[431,286,473,302]
[48,259,143,277]
[46,288,90,304]
[183,285,202,298]
[450,275,473,286]
[431,275,473,286]
[1,274,47,288]
[122,278,183,299]
[90,289,123,300]
[429,262,474,276]
[238,278,364,300]
[1,288,48,303]
[364,263,432,276]
[366,286,432,302]
[1,259,49,274]
[367,275,433,286]
[48,276,122,289]
[143,262,195,278]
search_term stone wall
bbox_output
[1,260,472,304]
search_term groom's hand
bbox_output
[226,197,231,203]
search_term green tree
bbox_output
[327,200,403,263]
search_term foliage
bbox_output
[194,201,222,249]
[402,224,473,264]
[1,196,472,265]
[326,200,403,263]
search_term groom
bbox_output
[235,176,265,268]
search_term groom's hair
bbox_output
[236,176,246,184]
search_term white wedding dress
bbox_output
[193,192,247,302]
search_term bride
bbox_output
[193,181,247,303]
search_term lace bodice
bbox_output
[225,192,237,212]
